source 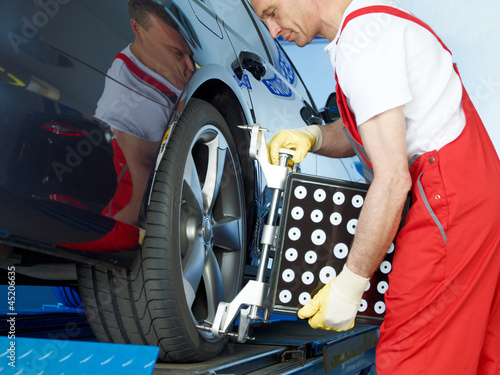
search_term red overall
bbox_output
[59,138,140,252]
[60,139,140,252]
[336,6,500,374]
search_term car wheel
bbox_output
[77,98,246,362]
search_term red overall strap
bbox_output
[115,52,178,105]
[335,6,454,170]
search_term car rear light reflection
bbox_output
[49,194,87,209]
[42,122,87,136]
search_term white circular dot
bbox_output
[365,280,371,292]
[282,268,295,282]
[302,271,315,285]
[375,301,386,314]
[333,192,345,205]
[299,292,311,306]
[319,266,336,284]
[311,229,326,246]
[352,194,364,208]
[380,261,392,274]
[377,281,389,294]
[358,299,368,312]
[304,250,317,264]
[347,219,358,235]
[294,186,307,199]
[330,212,342,226]
[387,243,395,254]
[285,248,298,262]
[314,189,326,202]
[310,209,323,223]
[333,243,349,259]
[279,290,292,304]
[291,206,304,220]
[288,227,301,241]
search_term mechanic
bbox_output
[250,0,500,373]
[95,0,194,226]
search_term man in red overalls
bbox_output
[250,0,500,373]
[96,0,193,227]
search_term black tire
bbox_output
[77,98,246,362]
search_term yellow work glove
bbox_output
[267,125,323,165]
[297,265,369,331]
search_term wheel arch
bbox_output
[192,80,256,199]
[191,79,259,262]
[192,79,248,131]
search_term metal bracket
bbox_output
[210,280,269,343]
[281,347,306,366]
[260,224,277,247]
[208,124,295,343]
[241,124,289,190]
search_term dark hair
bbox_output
[128,0,178,31]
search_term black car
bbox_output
[0,0,362,362]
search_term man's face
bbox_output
[251,0,314,47]
[137,14,195,89]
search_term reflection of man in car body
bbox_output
[95,0,195,226]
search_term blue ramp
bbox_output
[0,336,158,375]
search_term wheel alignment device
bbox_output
[202,124,295,343]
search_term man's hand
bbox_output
[267,126,323,165]
[297,265,369,331]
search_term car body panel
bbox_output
[0,0,137,267]
[0,0,361,272]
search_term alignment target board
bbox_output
[271,174,394,319]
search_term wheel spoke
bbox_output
[202,134,228,215]
[183,153,204,213]
[203,248,224,321]
[182,237,206,308]
[213,217,243,251]
[218,250,243,301]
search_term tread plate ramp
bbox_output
[0,336,158,375]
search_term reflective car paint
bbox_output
[0,0,361,271]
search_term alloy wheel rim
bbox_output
[179,124,244,339]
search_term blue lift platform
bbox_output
[0,309,377,374]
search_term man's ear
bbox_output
[131,19,143,41]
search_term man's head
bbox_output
[128,0,195,89]
[250,0,351,45]
[128,0,178,32]
[251,0,318,46]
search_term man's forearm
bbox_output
[345,105,411,278]
[346,173,410,278]
[112,129,160,225]
[316,120,356,158]
[127,163,153,208]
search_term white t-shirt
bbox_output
[95,45,182,142]
[325,0,466,160]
